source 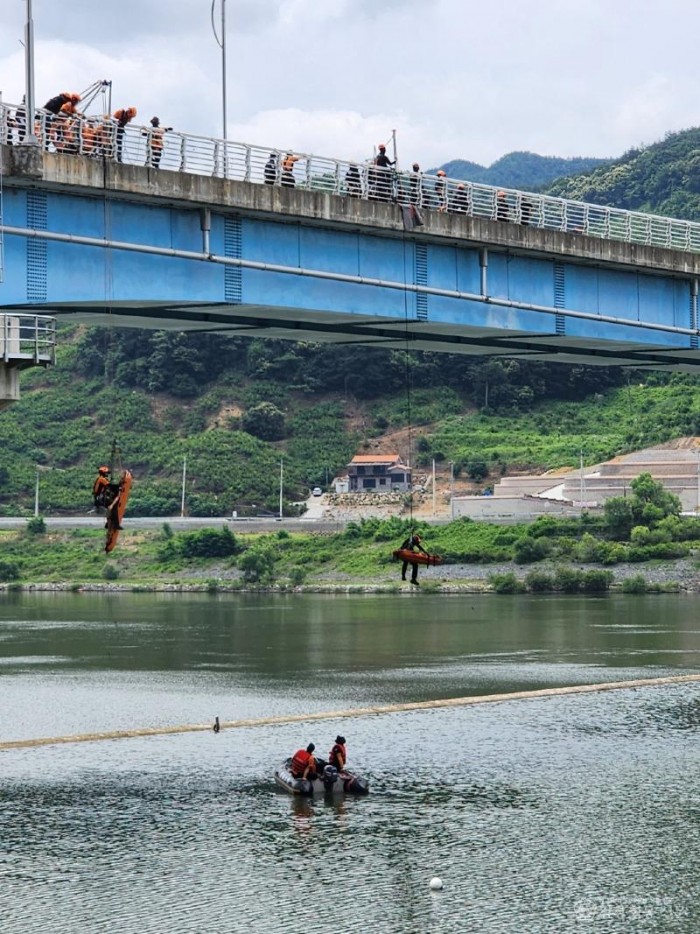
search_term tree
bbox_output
[242,402,286,441]
[603,497,634,540]
[629,473,681,527]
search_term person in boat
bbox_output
[290,743,318,780]
[400,532,428,586]
[328,735,346,772]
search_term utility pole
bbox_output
[34,466,39,517]
[579,449,585,512]
[279,458,284,519]
[180,455,187,518]
[432,458,436,516]
[24,0,38,145]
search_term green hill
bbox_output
[546,127,700,220]
[435,151,610,190]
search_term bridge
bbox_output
[2,100,700,406]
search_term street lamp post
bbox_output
[211,0,228,141]
[24,0,38,146]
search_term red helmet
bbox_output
[378,144,386,150]
[98,466,109,474]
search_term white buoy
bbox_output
[429,877,443,891]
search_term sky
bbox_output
[1,0,699,170]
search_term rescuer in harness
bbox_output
[92,466,114,509]
[400,532,427,586]
[290,743,318,780]
[92,466,124,530]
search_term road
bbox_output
[0,515,353,533]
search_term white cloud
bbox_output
[1,0,700,167]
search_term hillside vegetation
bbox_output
[547,126,700,220]
[437,151,609,190]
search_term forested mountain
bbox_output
[4,130,700,517]
[435,152,609,190]
[546,127,700,220]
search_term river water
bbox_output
[2,592,700,933]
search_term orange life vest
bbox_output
[93,475,110,497]
[290,749,315,777]
[329,742,346,770]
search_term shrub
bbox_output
[177,527,238,559]
[554,566,583,593]
[622,575,648,593]
[288,566,306,587]
[0,560,21,581]
[581,569,614,592]
[26,516,46,535]
[102,563,120,581]
[513,536,550,564]
[239,545,276,584]
[525,570,555,592]
[466,457,489,482]
[488,572,526,594]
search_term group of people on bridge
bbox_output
[4,92,171,168]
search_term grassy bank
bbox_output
[0,515,696,595]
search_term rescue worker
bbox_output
[43,92,81,115]
[328,735,347,772]
[113,106,137,163]
[92,466,112,509]
[281,152,299,187]
[496,190,510,222]
[345,164,362,197]
[143,116,170,168]
[400,532,427,586]
[371,143,394,201]
[264,152,279,185]
[435,170,447,212]
[42,92,81,151]
[290,743,317,780]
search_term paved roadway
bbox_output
[0,513,454,533]
[0,516,352,533]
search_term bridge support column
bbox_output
[0,363,20,410]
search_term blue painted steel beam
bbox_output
[2,184,700,370]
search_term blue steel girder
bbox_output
[2,179,700,371]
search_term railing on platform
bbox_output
[0,313,56,366]
[2,99,700,256]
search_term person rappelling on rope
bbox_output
[92,466,116,510]
[399,532,428,586]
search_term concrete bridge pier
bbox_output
[0,362,20,410]
[0,314,56,407]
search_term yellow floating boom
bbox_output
[2,672,699,752]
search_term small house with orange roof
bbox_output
[347,453,411,492]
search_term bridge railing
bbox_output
[2,100,700,255]
[0,314,56,366]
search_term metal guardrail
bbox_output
[0,313,56,366]
[1,100,700,255]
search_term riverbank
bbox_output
[1,516,698,594]
[0,557,695,594]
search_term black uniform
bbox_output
[400,534,427,584]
